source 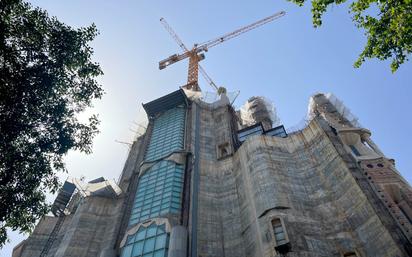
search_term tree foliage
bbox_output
[290,0,412,72]
[0,0,103,246]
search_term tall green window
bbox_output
[129,161,184,226]
[121,223,169,257]
[145,107,185,161]
[123,105,186,257]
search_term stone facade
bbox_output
[13,91,412,257]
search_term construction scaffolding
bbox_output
[307,93,361,127]
[240,96,280,130]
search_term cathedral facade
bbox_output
[13,89,412,257]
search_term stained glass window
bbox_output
[145,107,185,161]
[129,161,184,226]
[121,224,168,257]
[124,105,186,257]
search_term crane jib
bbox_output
[158,10,286,91]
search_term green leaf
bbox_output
[0,0,103,246]
[288,0,412,72]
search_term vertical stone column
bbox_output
[168,226,188,257]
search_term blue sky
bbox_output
[2,0,411,256]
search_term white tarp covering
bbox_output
[285,93,360,134]
[307,93,361,127]
[239,96,280,127]
[183,88,239,105]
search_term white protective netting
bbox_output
[239,96,280,127]
[307,93,361,127]
[183,88,240,105]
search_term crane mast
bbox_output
[159,10,286,91]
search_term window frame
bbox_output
[349,145,361,157]
[268,217,290,248]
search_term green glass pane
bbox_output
[147,225,157,238]
[136,229,146,241]
[154,249,165,257]
[131,241,143,256]
[152,200,161,206]
[172,186,182,193]
[171,202,180,209]
[170,208,180,214]
[129,218,138,226]
[157,225,165,234]
[152,206,160,212]
[121,244,133,257]
[143,237,155,253]
[171,198,180,205]
[149,212,159,218]
[172,192,181,199]
[155,234,166,250]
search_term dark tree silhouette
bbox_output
[0,0,103,246]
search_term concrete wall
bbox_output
[233,119,404,257]
[54,196,122,257]
[14,93,412,257]
[193,100,408,257]
[18,215,71,257]
[14,195,125,257]
[195,103,244,257]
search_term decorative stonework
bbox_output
[119,218,171,248]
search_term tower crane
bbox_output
[160,17,219,91]
[159,10,286,92]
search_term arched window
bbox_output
[271,217,291,254]
[145,107,185,162]
[271,218,287,245]
[121,223,169,257]
[129,161,184,226]
[349,145,361,157]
